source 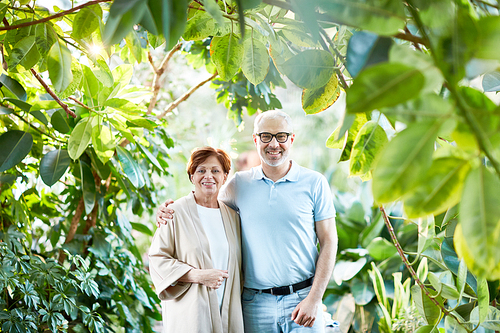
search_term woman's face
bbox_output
[191,155,227,197]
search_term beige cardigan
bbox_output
[149,192,243,333]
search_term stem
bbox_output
[68,96,93,112]
[147,43,182,115]
[30,69,76,118]
[319,27,348,90]
[157,72,217,119]
[58,197,85,264]
[380,206,472,332]
[0,0,112,31]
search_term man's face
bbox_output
[253,117,294,167]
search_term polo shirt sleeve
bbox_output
[219,175,238,212]
[313,175,336,222]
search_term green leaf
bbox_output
[470,306,500,330]
[80,160,96,215]
[56,59,83,100]
[346,31,392,78]
[417,216,435,255]
[290,0,320,43]
[51,109,72,134]
[0,131,33,172]
[347,63,425,114]
[302,73,340,115]
[137,143,163,170]
[72,6,101,39]
[404,158,470,219]
[333,258,367,285]
[68,117,93,160]
[200,0,224,25]
[414,326,439,333]
[411,284,442,326]
[280,25,320,48]
[372,121,440,203]
[317,0,406,35]
[477,277,490,324]
[166,0,189,50]
[35,23,57,58]
[116,146,145,188]
[459,165,500,280]
[91,59,114,88]
[366,237,397,261]
[183,10,217,41]
[241,37,269,86]
[7,35,40,71]
[0,74,27,101]
[103,0,147,45]
[281,49,334,89]
[444,316,467,333]
[441,237,477,294]
[476,16,500,61]
[351,279,375,306]
[40,149,70,187]
[130,222,153,236]
[5,97,32,111]
[482,71,500,92]
[92,123,115,164]
[104,98,141,114]
[211,34,244,81]
[48,41,73,93]
[125,30,142,64]
[368,262,387,309]
[82,65,99,101]
[349,120,388,177]
[30,111,47,125]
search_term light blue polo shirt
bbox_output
[221,160,335,289]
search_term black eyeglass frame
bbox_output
[256,132,292,143]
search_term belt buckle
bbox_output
[289,285,294,294]
[270,288,275,296]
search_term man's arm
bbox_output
[291,217,338,327]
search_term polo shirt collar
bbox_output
[252,160,300,182]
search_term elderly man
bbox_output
[157,110,338,333]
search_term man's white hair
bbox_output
[253,110,294,134]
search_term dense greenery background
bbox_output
[1,0,500,332]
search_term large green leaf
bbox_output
[92,124,115,164]
[477,277,490,324]
[48,41,73,93]
[368,262,387,309]
[72,5,101,40]
[346,31,392,78]
[35,23,57,58]
[441,237,477,294]
[80,160,96,215]
[414,326,439,333]
[0,75,27,101]
[280,49,334,89]
[347,63,425,114]
[317,0,406,35]
[403,158,470,218]
[165,0,189,50]
[241,37,269,86]
[137,143,163,170]
[8,35,40,71]
[68,117,93,160]
[183,10,217,41]
[51,109,72,134]
[372,121,440,203]
[475,16,500,61]
[411,284,442,326]
[56,59,83,100]
[444,316,468,333]
[0,130,33,172]
[302,73,340,115]
[210,34,244,81]
[349,120,387,177]
[333,258,367,285]
[470,306,500,330]
[91,59,114,88]
[125,30,142,64]
[458,165,500,279]
[40,149,70,187]
[103,0,147,45]
[351,279,375,306]
[326,112,369,162]
[116,146,145,189]
[366,237,396,261]
[130,222,153,237]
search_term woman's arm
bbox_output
[179,268,229,289]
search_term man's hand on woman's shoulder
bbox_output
[156,199,175,227]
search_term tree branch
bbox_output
[0,0,112,31]
[380,206,471,332]
[395,30,428,49]
[147,43,182,115]
[68,96,93,112]
[59,197,85,264]
[157,73,217,119]
[30,69,76,118]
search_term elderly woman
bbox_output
[149,147,243,333]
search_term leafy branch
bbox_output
[30,69,76,118]
[380,206,471,332]
[0,0,112,31]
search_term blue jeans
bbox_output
[242,286,325,333]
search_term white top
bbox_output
[196,204,229,309]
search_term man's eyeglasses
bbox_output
[256,132,292,143]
